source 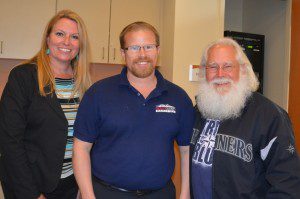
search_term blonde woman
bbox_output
[0,10,91,199]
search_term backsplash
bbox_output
[0,58,123,97]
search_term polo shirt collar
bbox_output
[119,67,168,94]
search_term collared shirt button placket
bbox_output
[135,92,146,106]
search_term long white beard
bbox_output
[196,75,252,120]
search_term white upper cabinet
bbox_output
[57,0,161,64]
[56,0,110,63]
[0,0,56,59]
[0,0,161,63]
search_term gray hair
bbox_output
[200,37,259,92]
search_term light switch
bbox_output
[189,64,200,81]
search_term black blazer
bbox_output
[0,63,69,198]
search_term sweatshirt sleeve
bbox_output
[261,107,300,198]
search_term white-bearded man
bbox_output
[190,37,300,199]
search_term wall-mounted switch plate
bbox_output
[189,64,200,81]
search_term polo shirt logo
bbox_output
[155,104,176,113]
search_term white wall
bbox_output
[242,0,290,109]
[160,0,175,81]
[224,0,291,110]
[171,0,225,102]
[224,0,243,31]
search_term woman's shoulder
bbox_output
[8,62,38,85]
[11,62,37,74]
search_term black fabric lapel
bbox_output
[31,68,66,121]
[44,86,66,121]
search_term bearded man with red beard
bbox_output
[190,38,300,199]
[72,21,194,199]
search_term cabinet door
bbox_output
[57,0,110,63]
[109,0,162,64]
[0,0,55,59]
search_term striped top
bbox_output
[54,78,79,179]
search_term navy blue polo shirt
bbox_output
[74,67,194,190]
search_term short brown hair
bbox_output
[119,21,160,49]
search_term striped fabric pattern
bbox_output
[54,78,79,179]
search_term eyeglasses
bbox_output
[124,44,158,53]
[206,63,235,73]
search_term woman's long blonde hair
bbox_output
[25,9,91,98]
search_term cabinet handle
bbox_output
[0,41,3,54]
[113,48,116,60]
[102,47,105,60]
